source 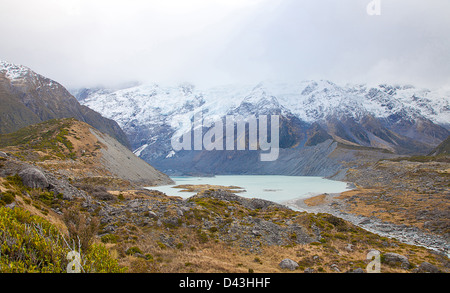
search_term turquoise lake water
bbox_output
[147,175,351,204]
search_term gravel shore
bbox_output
[284,193,450,257]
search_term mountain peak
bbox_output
[0,60,33,81]
[0,60,131,148]
[75,79,449,175]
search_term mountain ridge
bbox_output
[75,80,449,176]
[0,60,131,149]
[0,118,173,187]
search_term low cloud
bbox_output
[0,0,449,89]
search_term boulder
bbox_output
[416,262,440,273]
[18,168,49,189]
[383,252,410,269]
[348,268,365,273]
[147,211,158,219]
[330,264,340,272]
[279,259,299,271]
[344,243,353,252]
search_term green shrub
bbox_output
[83,244,127,273]
[197,230,209,244]
[101,234,118,244]
[6,174,22,185]
[157,241,166,249]
[0,207,125,273]
[0,191,15,205]
[325,214,348,231]
[39,191,55,205]
[63,207,99,253]
[126,246,143,255]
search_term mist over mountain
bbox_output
[75,80,450,176]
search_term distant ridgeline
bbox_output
[75,81,449,176]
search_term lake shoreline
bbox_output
[147,175,449,256]
[147,175,351,203]
[290,192,449,256]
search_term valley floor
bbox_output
[1,147,448,273]
[288,159,450,256]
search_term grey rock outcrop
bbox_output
[383,252,410,269]
[415,262,440,273]
[193,189,285,211]
[279,259,299,271]
[19,168,49,189]
[347,268,365,273]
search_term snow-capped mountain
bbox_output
[77,80,450,128]
[0,60,130,147]
[75,80,450,176]
[0,60,65,94]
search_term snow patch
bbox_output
[166,150,176,158]
[78,80,450,146]
[0,60,30,80]
[133,144,148,157]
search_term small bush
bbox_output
[197,230,209,244]
[63,207,99,253]
[0,191,16,205]
[0,206,124,273]
[39,191,55,205]
[325,214,348,232]
[126,246,143,256]
[101,234,118,244]
[6,174,25,188]
[157,241,166,249]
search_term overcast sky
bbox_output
[0,0,449,89]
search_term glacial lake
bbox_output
[147,175,352,205]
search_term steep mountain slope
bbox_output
[0,60,130,149]
[76,80,450,176]
[0,118,173,187]
[429,135,450,156]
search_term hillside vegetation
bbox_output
[0,119,448,273]
[0,172,125,272]
[429,135,450,156]
[0,118,173,188]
